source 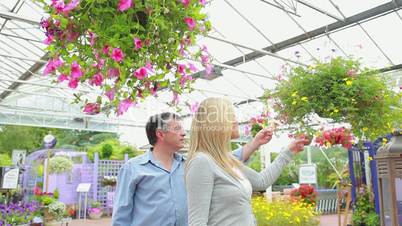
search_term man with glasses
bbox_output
[112,112,273,226]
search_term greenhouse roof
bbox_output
[0,0,402,146]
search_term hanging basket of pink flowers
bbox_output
[37,0,212,115]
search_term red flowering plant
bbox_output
[36,0,212,115]
[33,186,57,206]
[290,184,318,206]
[314,127,354,149]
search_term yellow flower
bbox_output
[291,91,298,97]
[346,80,353,86]
[292,100,297,105]
[362,127,368,132]
[333,109,339,113]
[383,138,388,143]
[301,96,308,101]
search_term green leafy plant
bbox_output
[49,156,73,174]
[252,196,319,226]
[352,186,380,226]
[269,57,402,140]
[0,154,11,167]
[101,143,113,159]
[48,201,66,221]
[36,0,212,115]
[53,188,60,200]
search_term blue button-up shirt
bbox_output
[112,148,244,226]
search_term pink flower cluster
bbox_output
[42,0,210,116]
[315,127,354,149]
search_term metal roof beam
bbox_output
[0,10,40,26]
[297,0,343,21]
[192,1,402,77]
[0,53,48,100]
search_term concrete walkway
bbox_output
[67,214,345,226]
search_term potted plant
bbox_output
[36,0,212,115]
[268,57,402,140]
[49,156,73,174]
[290,184,318,206]
[352,186,380,226]
[88,201,103,219]
[47,201,66,225]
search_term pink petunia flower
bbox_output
[134,67,148,80]
[181,0,190,7]
[145,62,154,73]
[200,0,207,5]
[63,0,80,13]
[111,48,124,62]
[201,54,209,65]
[83,103,100,115]
[89,73,103,86]
[201,45,208,53]
[177,64,187,75]
[43,34,54,45]
[44,58,63,75]
[102,45,110,55]
[66,31,80,42]
[117,98,133,116]
[57,74,69,83]
[105,89,115,101]
[89,32,96,47]
[205,64,213,75]
[184,17,196,30]
[108,68,120,78]
[71,61,83,79]
[118,0,133,11]
[190,101,200,114]
[68,78,78,89]
[133,37,142,50]
[51,0,65,13]
[189,63,198,72]
[151,83,160,96]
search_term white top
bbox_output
[233,167,252,199]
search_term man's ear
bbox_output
[155,129,164,141]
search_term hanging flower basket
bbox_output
[314,127,354,149]
[38,0,212,115]
[268,57,402,140]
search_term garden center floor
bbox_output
[68,214,348,226]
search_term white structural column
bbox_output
[261,144,272,201]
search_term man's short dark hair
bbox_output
[146,112,180,146]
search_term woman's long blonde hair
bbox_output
[186,97,241,179]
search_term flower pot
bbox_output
[45,221,62,226]
[88,210,103,219]
[44,208,54,222]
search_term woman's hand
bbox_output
[288,136,310,154]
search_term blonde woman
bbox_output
[185,97,308,226]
